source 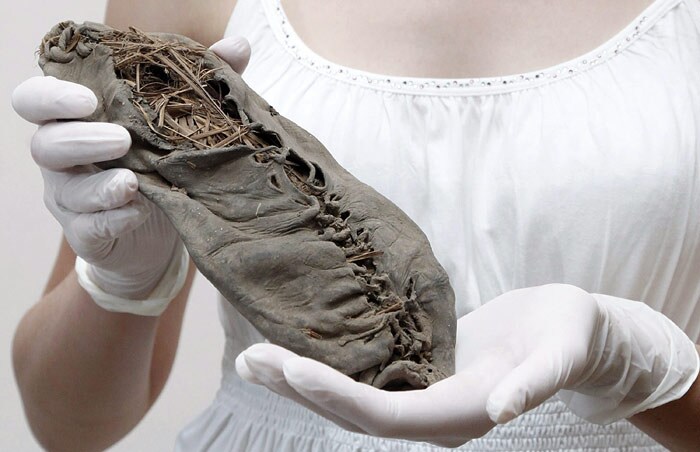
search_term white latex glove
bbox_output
[12,36,251,315]
[236,283,699,447]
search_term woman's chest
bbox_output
[280,0,655,78]
[253,58,700,310]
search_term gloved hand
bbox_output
[236,283,699,447]
[12,35,252,315]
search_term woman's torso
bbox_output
[176,0,700,450]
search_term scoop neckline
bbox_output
[262,0,682,96]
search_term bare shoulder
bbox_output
[105,0,238,46]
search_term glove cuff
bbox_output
[558,293,700,424]
[75,243,190,316]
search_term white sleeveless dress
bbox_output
[175,0,700,449]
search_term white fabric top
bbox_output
[175,0,700,450]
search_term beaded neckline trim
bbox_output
[262,0,682,96]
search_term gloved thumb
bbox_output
[486,349,568,424]
[209,36,251,74]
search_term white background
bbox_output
[0,1,225,450]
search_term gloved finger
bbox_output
[283,357,495,440]
[70,200,151,244]
[12,76,97,124]
[31,121,131,170]
[55,168,139,213]
[241,344,367,434]
[486,348,567,424]
[235,352,264,385]
[241,343,299,390]
[209,36,251,74]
